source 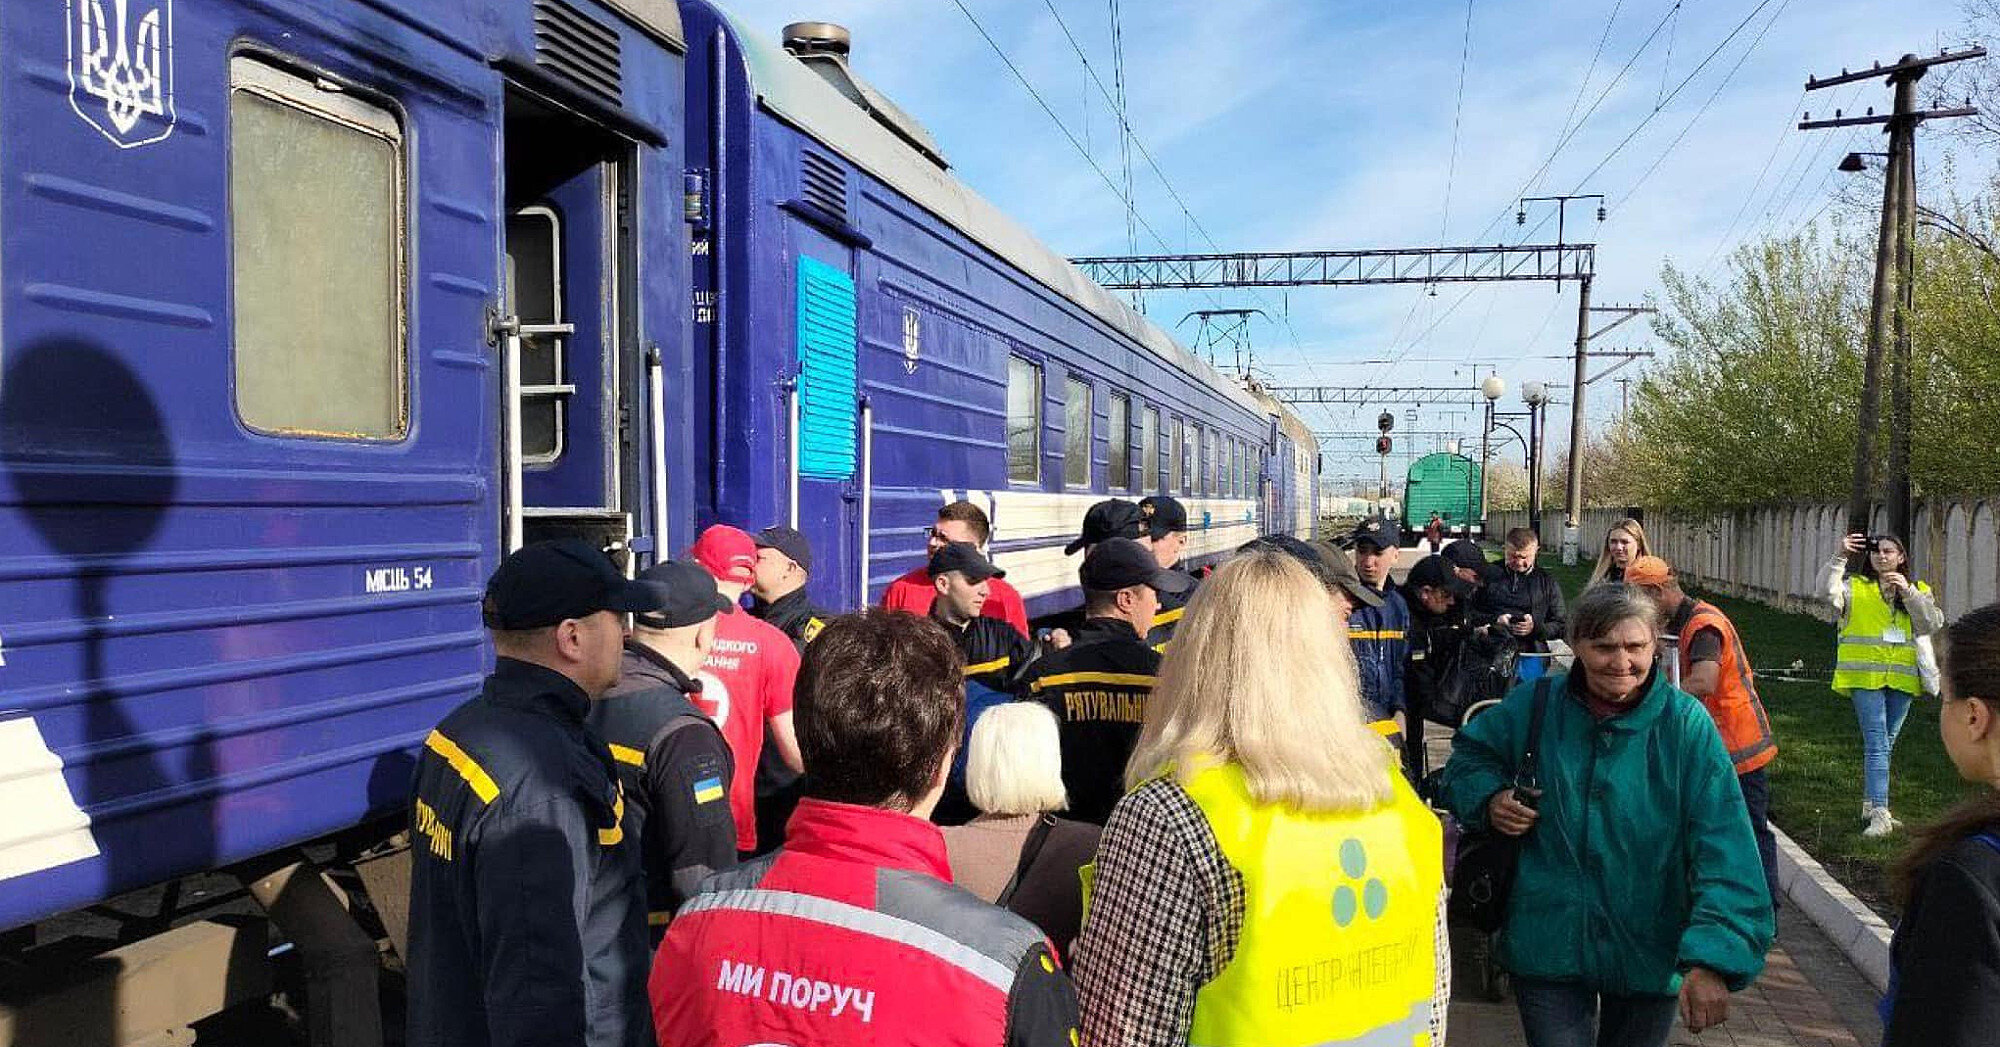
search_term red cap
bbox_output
[689,525,757,585]
[1624,555,1673,587]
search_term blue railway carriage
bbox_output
[0,0,696,937]
[683,9,1318,619]
[0,0,1317,998]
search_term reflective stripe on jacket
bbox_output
[1834,577,1929,697]
[1183,761,1442,1047]
[650,799,1076,1047]
[1678,602,1777,776]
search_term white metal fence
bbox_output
[1488,501,2000,623]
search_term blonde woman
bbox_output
[1587,517,1652,586]
[940,702,1102,961]
[1073,548,1447,1047]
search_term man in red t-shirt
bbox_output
[687,525,805,855]
[879,500,1030,634]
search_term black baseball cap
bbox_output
[1065,499,1146,555]
[1442,539,1488,573]
[754,525,814,574]
[482,539,664,630]
[1311,539,1387,609]
[1347,515,1403,551]
[631,560,735,629]
[1138,495,1188,539]
[1407,554,1475,598]
[929,541,1005,582]
[1081,537,1194,594]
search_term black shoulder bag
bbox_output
[996,815,1059,910]
[1447,676,1550,934]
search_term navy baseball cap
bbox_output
[1138,495,1188,538]
[754,526,814,574]
[1066,499,1146,555]
[482,539,663,630]
[1407,554,1475,598]
[1347,515,1403,551]
[632,560,735,629]
[928,541,1004,582]
[1081,537,1194,594]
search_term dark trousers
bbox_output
[1739,766,1780,911]
[1514,979,1679,1047]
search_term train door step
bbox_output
[522,511,640,570]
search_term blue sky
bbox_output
[721,0,1983,483]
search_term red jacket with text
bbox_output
[649,799,1077,1047]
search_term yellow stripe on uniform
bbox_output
[1349,629,1406,641]
[425,730,499,803]
[963,656,1011,677]
[1151,607,1185,629]
[1370,720,1402,738]
[648,911,674,927]
[608,743,646,767]
[1030,671,1157,692]
[598,787,625,846]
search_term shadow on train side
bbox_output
[0,337,233,1045]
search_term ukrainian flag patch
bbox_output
[693,777,726,805]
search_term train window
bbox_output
[1064,377,1091,488]
[1198,428,1211,497]
[1141,407,1160,492]
[1182,424,1196,495]
[1007,355,1042,484]
[229,58,407,439]
[1235,439,1246,497]
[1169,419,1184,492]
[1107,394,1130,490]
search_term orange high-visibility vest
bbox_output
[1677,601,1777,775]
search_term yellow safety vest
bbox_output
[1833,577,1930,697]
[1182,761,1442,1047]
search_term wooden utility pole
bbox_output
[1801,47,1984,542]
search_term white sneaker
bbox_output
[1862,807,1899,838]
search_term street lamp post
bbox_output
[1522,381,1551,537]
[1479,375,1505,535]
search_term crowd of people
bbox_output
[398,501,2000,1047]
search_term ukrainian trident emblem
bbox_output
[67,0,176,148]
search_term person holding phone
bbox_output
[1822,532,1946,837]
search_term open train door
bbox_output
[497,90,646,564]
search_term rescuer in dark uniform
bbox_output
[929,541,1034,690]
[406,539,659,1047]
[745,525,827,854]
[588,559,740,934]
[1021,537,1193,825]
[749,525,830,649]
[1138,494,1198,651]
[1042,498,1149,646]
[929,540,1037,825]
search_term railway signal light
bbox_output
[1377,410,1395,433]
[1376,435,1393,455]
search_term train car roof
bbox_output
[711,3,1266,418]
[608,0,685,50]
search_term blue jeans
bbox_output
[1514,979,1679,1047]
[1851,687,1914,807]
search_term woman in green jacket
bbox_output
[1440,584,1774,1047]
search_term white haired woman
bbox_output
[939,701,1101,961]
[1073,547,1448,1047]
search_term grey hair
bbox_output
[1566,584,1661,645]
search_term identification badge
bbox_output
[1883,624,1907,644]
